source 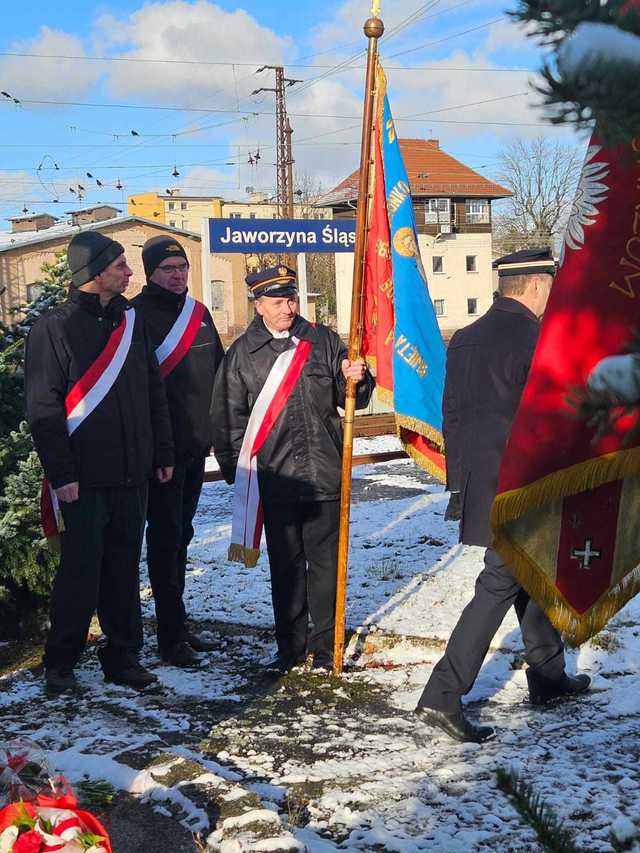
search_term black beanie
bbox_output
[142,236,188,280]
[67,231,125,288]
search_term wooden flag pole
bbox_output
[333,10,384,676]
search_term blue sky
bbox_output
[0,0,584,226]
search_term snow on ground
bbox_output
[2,451,640,851]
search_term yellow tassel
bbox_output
[396,414,445,453]
[228,543,261,568]
[375,385,394,406]
[401,438,446,482]
[493,529,640,646]
[491,446,640,529]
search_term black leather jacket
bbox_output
[212,314,375,503]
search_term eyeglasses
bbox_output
[157,262,189,274]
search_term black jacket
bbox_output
[212,314,375,503]
[131,284,224,459]
[25,289,174,490]
[444,297,539,547]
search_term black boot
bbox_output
[415,706,495,744]
[45,665,77,694]
[526,670,590,705]
[186,630,216,652]
[99,648,157,689]
[163,640,199,668]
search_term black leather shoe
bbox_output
[163,641,199,668]
[99,649,157,689]
[311,653,333,671]
[415,706,495,744]
[265,652,306,674]
[45,666,77,694]
[526,670,591,705]
[186,631,217,652]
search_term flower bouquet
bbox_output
[0,740,112,853]
[0,788,112,853]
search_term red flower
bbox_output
[13,829,43,853]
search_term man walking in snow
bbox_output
[415,248,590,743]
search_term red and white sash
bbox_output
[40,308,136,539]
[155,294,205,378]
[229,336,312,567]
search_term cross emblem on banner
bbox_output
[571,539,602,570]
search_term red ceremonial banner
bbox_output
[362,127,394,402]
[491,135,640,644]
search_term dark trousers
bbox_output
[418,547,566,713]
[146,456,205,655]
[262,499,339,661]
[44,484,148,669]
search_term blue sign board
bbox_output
[209,218,356,254]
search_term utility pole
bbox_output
[252,67,301,220]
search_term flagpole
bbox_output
[333,8,384,676]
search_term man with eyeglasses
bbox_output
[132,236,224,667]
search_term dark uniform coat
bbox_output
[24,287,174,672]
[443,296,539,547]
[211,313,375,501]
[131,283,224,459]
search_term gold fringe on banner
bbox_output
[228,543,260,568]
[493,528,640,646]
[400,436,445,481]
[491,446,640,529]
[396,412,445,453]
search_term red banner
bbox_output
[491,135,640,644]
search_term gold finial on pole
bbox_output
[371,0,381,17]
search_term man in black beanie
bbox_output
[25,229,175,693]
[132,236,224,666]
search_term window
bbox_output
[425,198,450,224]
[432,256,444,274]
[169,220,176,227]
[180,202,187,210]
[465,199,489,223]
[272,214,278,219]
[466,255,477,272]
[249,213,256,219]
[467,298,478,315]
[434,299,446,316]
[168,202,175,210]
[209,280,225,311]
[230,213,241,219]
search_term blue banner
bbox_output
[209,218,356,254]
[381,91,446,439]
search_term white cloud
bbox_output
[484,18,539,54]
[100,1,293,108]
[0,27,102,101]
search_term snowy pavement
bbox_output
[2,443,640,851]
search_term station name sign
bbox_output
[209,218,356,253]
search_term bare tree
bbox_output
[294,171,337,327]
[493,137,582,256]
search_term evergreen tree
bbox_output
[512,0,640,143]
[0,252,68,638]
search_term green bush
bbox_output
[0,253,68,638]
